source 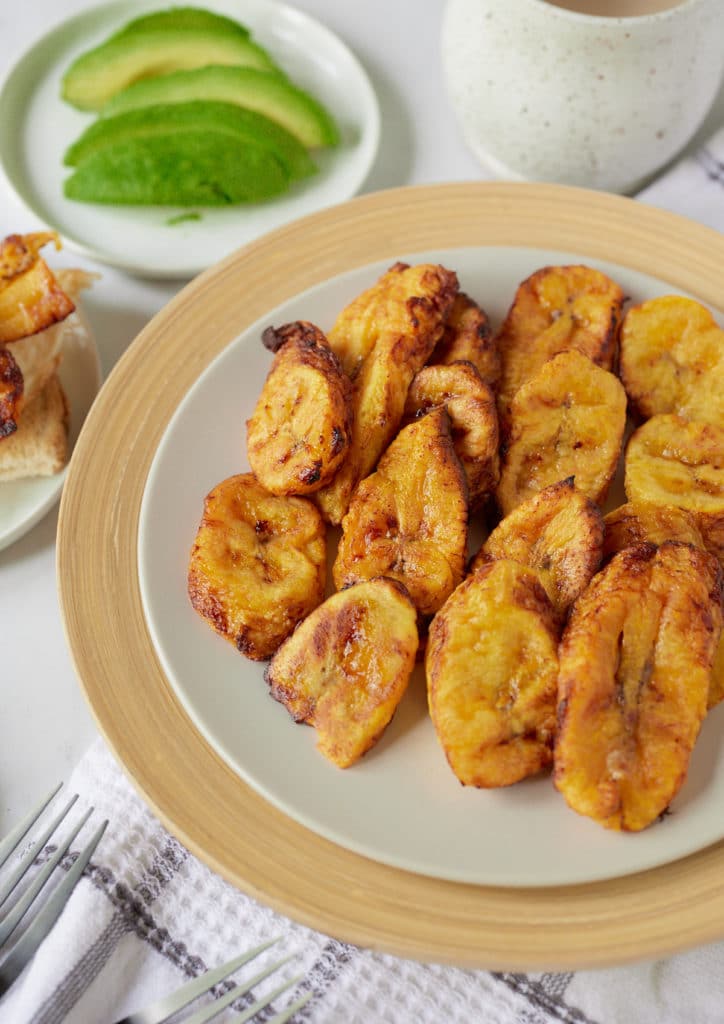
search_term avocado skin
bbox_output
[63,101,317,181]
[63,132,290,205]
[101,66,339,148]
[62,28,277,111]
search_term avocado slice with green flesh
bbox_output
[63,132,290,205]
[101,66,339,149]
[63,101,316,181]
[111,7,250,39]
[62,28,277,111]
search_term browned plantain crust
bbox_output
[187,473,326,661]
[0,233,75,344]
[333,406,468,618]
[265,577,418,768]
[554,541,723,831]
[427,559,559,787]
[0,347,24,438]
[427,291,500,389]
[246,320,352,495]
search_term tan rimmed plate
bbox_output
[58,182,724,970]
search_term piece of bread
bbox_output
[0,374,69,481]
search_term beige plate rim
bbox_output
[57,182,724,971]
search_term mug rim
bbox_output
[528,0,706,23]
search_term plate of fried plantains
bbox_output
[58,182,724,970]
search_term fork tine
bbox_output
[0,807,93,947]
[178,958,295,1024]
[112,939,280,1024]
[0,783,63,870]
[0,793,78,909]
[222,974,310,1024]
[0,817,107,996]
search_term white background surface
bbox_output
[1,0,724,836]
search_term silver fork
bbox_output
[113,940,313,1024]
[0,782,108,995]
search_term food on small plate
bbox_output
[187,473,326,660]
[427,559,559,788]
[555,542,722,831]
[403,361,499,508]
[266,577,418,768]
[333,406,468,618]
[496,349,627,516]
[471,477,604,619]
[619,295,724,426]
[246,321,352,495]
[624,414,724,565]
[315,262,458,525]
[494,264,624,424]
[0,375,69,482]
[61,7,276,110]
[60,7,339,209]
[0,232,74,343]
[427,291,500,389]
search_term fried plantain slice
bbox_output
[495,264,624,424]
[554,542,723,831]
[0,347,24,438]
[266,577,418,768]
[187,472,326,661]
[427,559,559,788]
[315,261,458,524]
[624,414,724,565]
[246,321,352,495]
[619,295,724,426]
[603,501,705,561]
[603,501,724,710]
[333,406,468,618]
[0,233,75,343]
[472,477,603,618]
[427,291,500,389]
[403,361,499,508]
[496,349,627,516]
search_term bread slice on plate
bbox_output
[0,373,69,481]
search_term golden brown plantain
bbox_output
[495,264,624,424]
[472,477,603,618]
[315,262,458,524]
[603,501,723,710]
[624,414,724,565]
[246,321,352,495]
[554,541,723,831]
[333,406,468,617]
[496,349,627,516]
[619,296,724,426]
[427,559,559,788]
[0,233,75,343]
[403,361,499,508]
[0,347,24,438]
[187,473,326,661]
[428,291,500,389]
[265,577,418,768]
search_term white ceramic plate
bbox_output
[0,307,102,552]
[0,0,380,279]
[138,245,724,888]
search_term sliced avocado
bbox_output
[63,132,290,206]
[101,66,339,148]
[112,7,251,39]
[63,100,316,181]
[62,27,277,111]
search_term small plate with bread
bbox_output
[0,232,102,552]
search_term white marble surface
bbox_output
[1,0,723,836]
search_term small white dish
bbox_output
[138,244,724,890]
[0,306,102,552]
[0,0,380,279]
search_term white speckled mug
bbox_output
[442,0,724,193]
